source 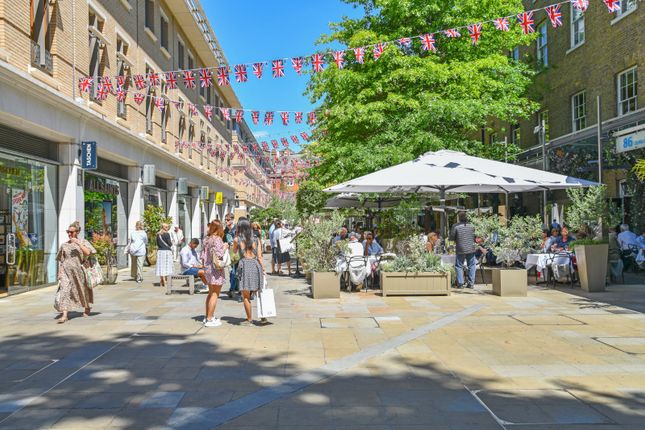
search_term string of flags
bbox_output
[80,0,619,91]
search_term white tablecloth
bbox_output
[525,253,572,280]
[441,255,456,266]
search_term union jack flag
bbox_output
[571,0,589,12]
[116,75,127,89]
[183,70,196,89]
[398,37,412,47]
[291,57,304,75]
[373,43,386,60]
[252,143,259,152]
[134,93,145,105]
[444,29,461,38]
[494,17,510,31]
[280,111,289,125]
[235,110,244,122]
[234,64,248,83]
[165,72,177,89]
[300,132,310,141]
[332,51,345,69]
[219,107,230,120]
[199,69,212,88]
[307,111,317,125]
[603,0,621,12]
[353,47,365,64]
[291,135,299,144]
[217,67,230,86]
[188,103,198,116]
[116,88,127,102]
[171,100,183,111]
[264,111,274,125]
[78,77,93,93]
[133,74,146,90]
[251,111,259,125]
[272,60,285,78]
[295,112,303,124]
[96,83,109,100]
[546,4,563,28]
[420,34,436,52]
[204,105,213,120]
[101,77,114,93]
[271,140,279,149]
[148,72,160,87]
[517,11,535,34]
[253,62,264,79]
[468,24,482,45]
[281,138,289,148]
[311,53,325,72]
[262,141,269,151]
[154,96,165,112]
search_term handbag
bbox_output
[212,249,231,270]
[278,237,293,254]
[256,287,277,319]
[84,256,104,289]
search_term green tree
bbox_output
[296,180,329,216]
[307,0,538,186]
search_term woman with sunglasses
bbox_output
[54,221,97,323]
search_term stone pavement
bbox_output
[0,260,644,429]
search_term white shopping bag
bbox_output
[256,288,277,319]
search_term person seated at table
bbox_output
[180,238,208,288]
[475,236,497,265]
[608,226,624,281]
[636,227,645,269]
[617,224,639,251]
[332,227,349,244]
[426,232,441,254]
[546,228,560,251]
[363,231,383,256]
[553,227,574,251]
[539,229,552,253]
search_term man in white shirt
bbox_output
[170,225,185,262]
[180,238,207,287]
[617,224,639,251]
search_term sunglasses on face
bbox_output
[66,230,77,234]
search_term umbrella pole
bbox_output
[440,188,447,251]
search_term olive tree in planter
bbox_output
[566,185,620,292]
[297,211,346,299]
[380,236,452,296]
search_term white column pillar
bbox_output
[58,142,84,238]
[127,166,143,232]
[190,188,202,240]
[167,179,178,226]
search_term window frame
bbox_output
[177,36,185,70]
[88,10,106,103]
[511,124,521,146]
[537,22,548,67]
[144,0,155,32]
[571,91,587,132]
[617,66,638,116]
[116,36,130,119]
[159,8,169,52]
[570,5,585,49]
[145,65,156,135]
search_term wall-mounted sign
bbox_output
[616,130,645,154]
[81,141,97,170]
[215,192,223,205]
[142,164,155,186]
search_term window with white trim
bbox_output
[570,5,585,48]
[617,0,637,16]
[145,65,155,135]
[537,22,548,67]
[617,67,638,115]
[511,124,520,146]
[88,10,106,102]
[571,91,586,131]
[116,37,130,118]
[30,0,53,73]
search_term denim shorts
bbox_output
[182,267,200,276]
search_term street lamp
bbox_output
[534,120,547,225]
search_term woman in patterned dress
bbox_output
[201,219,228,327]
[55,221,97,323]
[155,223,174,288]
[232,219,265,326]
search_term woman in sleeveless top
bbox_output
[232,219,265,326]
[155,223,174,287]
[201,219,228,327]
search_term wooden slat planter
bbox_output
[381,272,451,297]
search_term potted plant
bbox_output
[380,235,452,296]
[566,185,619,292]
[90,232,117,284]
[143,205,173,266]
[478,214,542,297]
[297,211,346,299]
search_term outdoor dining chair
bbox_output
[547,252,576,288]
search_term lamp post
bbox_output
[534,120,547,225]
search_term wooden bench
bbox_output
[167,274,195,295]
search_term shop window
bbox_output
[538,110,550,141]
[571,91,586,131]
[30,0,53,74]
[116,37,130,119]
[537,22,548,67]
[570,5,585,48]
[511,124,521,146]
[145,0,154,32]
[88,11,106,102]
[617,67,638,115]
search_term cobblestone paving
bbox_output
[0,261,644,429]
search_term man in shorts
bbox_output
[180,238,208,291]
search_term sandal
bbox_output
[57,317,68,324]
[83,308,91,317]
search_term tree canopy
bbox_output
[306,0,539,186]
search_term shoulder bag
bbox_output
[212,248,231,270]
[83,255,104,289]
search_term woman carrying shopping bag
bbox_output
[232,219,265,326]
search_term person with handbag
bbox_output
[232,219,265,326]
[201,219,228,327]
[273,221,292,276]
[155,223,174,288]
[54,221,97,323]
[128,221,147,283]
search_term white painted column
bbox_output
[166,179,178,227]
[190,188,202,240]
[127,166,143,232]
[58,142,84,238]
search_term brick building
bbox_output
[0,0,268,295]
[489,1,643,220]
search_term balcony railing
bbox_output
[31,41,53,75]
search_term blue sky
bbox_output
[203,1,361,148]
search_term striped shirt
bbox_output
[449,222,476,255]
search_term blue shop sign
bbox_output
[616,130,645,154]
[81,141,98,169]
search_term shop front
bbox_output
[0,151,58,296]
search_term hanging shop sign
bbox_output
[81,141,97,170]
[215,192,223,205]
[616,130,645,154]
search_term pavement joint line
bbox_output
[0,334,137,425]
[166,304,486,429]
[11,359,59,383]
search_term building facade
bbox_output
[0,0,266,295]
[489,1,643,222]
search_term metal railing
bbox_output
[31,41,53,75]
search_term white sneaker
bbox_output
[204,318,222,328]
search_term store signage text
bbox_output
[81,141,98,169]
[85,178,119,196]
[616,130,645,154]
[215,192,223,205]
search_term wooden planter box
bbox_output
[311,271,340,299]
[380,272,451,297]
[491,268,527,297]
[576,244,608,292]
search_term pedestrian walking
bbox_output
[128,221,147,283]
[449,212,477,289]
[224,213,239,298]
[54,221,97,323]
[272,221,292,276]
[232,219,265,326]
[170,225,185,262]
[269,218,278,274]
[201,220,228,327]
[155,223,174,288]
